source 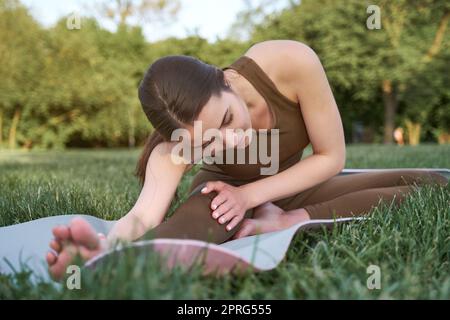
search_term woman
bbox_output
[45,40,448,280]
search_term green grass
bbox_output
[0,144,449,299]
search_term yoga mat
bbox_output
[1,168,448,281]
[84,216,367,276]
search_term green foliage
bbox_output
[0,0,448,148]
[0,1,247,149]
[251,0,450,140]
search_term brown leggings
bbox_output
[145,169,448,244]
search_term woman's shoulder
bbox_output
[246,39,313,55]
[243,40,320,101]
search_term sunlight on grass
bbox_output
[0,144,449,299]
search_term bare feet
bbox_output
[232,202,310,240]
[46,217,107,281]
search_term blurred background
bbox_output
[0,0,449,150]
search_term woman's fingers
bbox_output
[217,210,236,225]
[227,215,244,232]
[201,181,225,195]
[211,201,232,219]
[210,193,227,210]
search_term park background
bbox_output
[0,0,449,299]
[1,0,449,150]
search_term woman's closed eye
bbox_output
[201,138,214,149]
[224,112,234,126]
[197,112,233,150]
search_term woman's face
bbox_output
[182,89,253,163]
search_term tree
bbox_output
[0,0,46,149]
[97,0,180,28]
[95,0,181,147]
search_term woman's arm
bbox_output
[105,141,188,246]
[241,41,346,208]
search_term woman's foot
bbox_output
[232,202,310,240]
[231,202,285,240]
[46,217,107,281]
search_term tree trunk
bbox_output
[8,109,21,149]
[0,110,3,145]
[128,125,136,148]
[405,119,421,146]
[422,10,450,63]
[382,80,398,144]
[128,108,136,148]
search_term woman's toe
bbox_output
[48,246,78,281]
[70,218,100,250]
[49,239,62,253]
[52,225,71,241]
[46,251,57,266]
[233,220,255,239]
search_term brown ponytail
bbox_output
[134,55,233,186]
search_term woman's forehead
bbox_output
[191,97,228,131]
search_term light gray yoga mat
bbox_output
[1,168,448,281]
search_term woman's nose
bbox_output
[223,132,239,149]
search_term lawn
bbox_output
[0,144,449,299]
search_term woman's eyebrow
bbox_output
[193,139,213,149]
[193,107,229,148]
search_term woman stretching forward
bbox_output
[46,40,448,280]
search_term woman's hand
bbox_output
[201,181,251,232]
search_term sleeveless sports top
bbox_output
[200,55,310,181]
